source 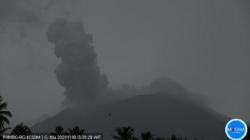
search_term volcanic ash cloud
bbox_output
[47,19,109,106]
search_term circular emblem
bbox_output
[225,119,248,140]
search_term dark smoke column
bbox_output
[47,19,108,106]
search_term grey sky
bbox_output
[0,0,249,125]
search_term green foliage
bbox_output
[141,131,154,140]
[0,95,201,140]
[68,126,85,135]
[113,126,138,140]
[11,123,32,135]
[0,96,12,134]
[114,127,198,140]
[51,125,68,135]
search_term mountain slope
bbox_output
[33,93,227,140]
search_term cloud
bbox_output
[0,1,42,24]
[47,19,110,106]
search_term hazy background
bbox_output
[0,0,249,126]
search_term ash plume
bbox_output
[47,19,109,106]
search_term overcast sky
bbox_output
[0,0,249,125]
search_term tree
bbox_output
[141,131,166,140]
[170,135,177,140]
[113,126,138,140]
[141,131,154,140]
[154,137,165,140]
[0,96,12,134]
[11,123,32,135]
[51,125,68,135]
[68,126,85,135]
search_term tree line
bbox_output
[0,96,249,140]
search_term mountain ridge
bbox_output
[33,93,227,140]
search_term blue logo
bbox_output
[225,119,248,140]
